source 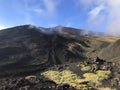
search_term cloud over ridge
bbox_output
[78,0,120,36]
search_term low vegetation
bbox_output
[83,70,111,82]
[98,87,116,90]
[42,70,80,84]
[42,70,93,89]
[42,69,111,90]
[81,65,91,71]
[83,70,111,88]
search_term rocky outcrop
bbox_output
[0,75,76,90]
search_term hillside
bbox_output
[0,25,113,76]
[0,25,89,76]
[0,25,120,90]
[99,39,120,64]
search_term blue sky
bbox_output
[0,0,120,35]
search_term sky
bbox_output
[0,0,120,35]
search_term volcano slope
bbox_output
[0,25,120,90]
[0,25,91,76]
[99,39,120,63]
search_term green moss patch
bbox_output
[42,70,80,84]
[83,70,111,82]
[42,70,111,90]
[81,66,91,71]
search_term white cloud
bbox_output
[33,8,44,14]
[25,13,34,24]
[14,0,61,25]
[86,4,105,30]
[89,4,105,20]
[66,22,71,27]
[106,0,120,36]
[48,24,57,27]
[31,8,45,17]
[43,0,60,15]
[0,26,7,30]
[24,0,60,21]
[78,0,105,8]
[78,0,120,36]
[78,0,94,9]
